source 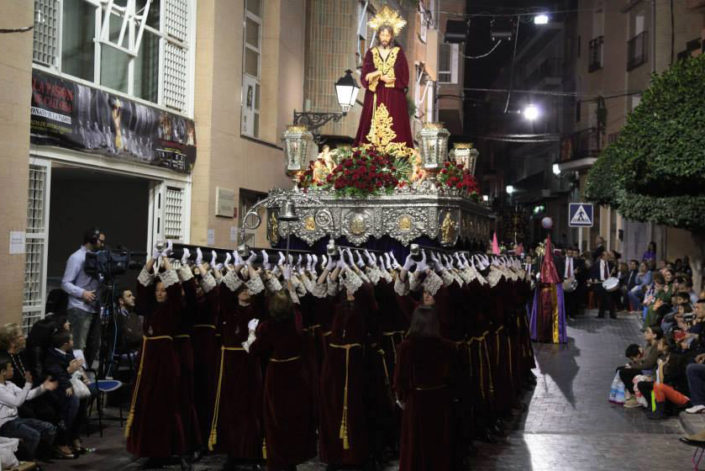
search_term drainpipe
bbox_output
[651,0,656,73]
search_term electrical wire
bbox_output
[462,39,504,59]
[0,26,33,33]
[503,18,521,114]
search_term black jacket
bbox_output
[43,348,74,397]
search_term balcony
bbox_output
[525,58,563,87]
[588,36,604,72]
[559,127,602,170]
[627,31,649,71]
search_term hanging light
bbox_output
[335,70,360,113]
[552,163,561,176]
[522,104,541,121]
[506,185,515,195]
[534,14,550,25]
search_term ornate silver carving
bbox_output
[262,188,493,247]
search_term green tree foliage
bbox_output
[586,54,705,229]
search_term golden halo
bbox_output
[367,6,407,36]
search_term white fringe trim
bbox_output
[223,271,244,292]
[422,270,443,296]
[159,269,179,289]
[200,272,217,293]
[341,268,363,295]
[246,275,265,295]
[137,268,155,287]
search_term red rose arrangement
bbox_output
[324,147,400,197]
[438,161,480,197]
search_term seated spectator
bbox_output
[661,292,692,333]
[628,262,652,313]
[44,331,93,457]
[620,327,662,408]
[686,300,705,414]
[644,272,672,328]
[636,334,691,419]
[680,277,699,306]
[26,313,71,383]
[0,352,58,461]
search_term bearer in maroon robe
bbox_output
[354,11,413,150]
[126,256,185,463]
[394,305,459,471]
[245,287,316,471]
[319,258,377,468]
[209,263,265,465]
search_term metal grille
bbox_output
[163,41,188,111]
[32,0,59,66]
[23,240,44,309]
[164,0,189,42]
[27,165,47,233]
[164,186,184,240]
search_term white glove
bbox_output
[364,250,376,265]
[306,254,313,272]
[415,250,428,272]
[234,251,244,266]
[444,254,454,270]
[210,250,217,267]
[195,247,204,265]
[311,255,319,275]
[161,240,173,258]
[282,264,292,281]
[247,318,260,333]
[384,253,392,271]
[355,250,365,268]
[261,250,271,270]
[277,251,285,267]
[402,253,415,271]
[337,249,348,269]
[390,252,402,270]
[246,251,257,266]
[325,254,335,272]
[224,252,232,267]
[180,248,190,265]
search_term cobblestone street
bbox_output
[47,310,702,470]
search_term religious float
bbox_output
[240,6,494,253]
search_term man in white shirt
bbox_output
[0,352,58,460]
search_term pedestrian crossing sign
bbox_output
[568,203,593,227]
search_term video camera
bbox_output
[85,249,131,279]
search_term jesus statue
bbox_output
[353,6,414,151]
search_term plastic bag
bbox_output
[609,371,626,404]
[0,436,20,468]
[70,371,92,399]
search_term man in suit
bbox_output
[590,248,617,318]
[562,247,583,318]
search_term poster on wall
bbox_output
[30,70,196,174]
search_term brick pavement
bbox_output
[47,310,701,470]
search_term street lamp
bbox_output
[552,163,561,176]
[293,70,360,140]
[506,185,515,195]
[522,104,541,121]
[533,14,549,25]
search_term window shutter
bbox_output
[23,161,52,333]
[162,0,190,112]
[32,0,60,67]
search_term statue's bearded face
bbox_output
[378,27,393,47]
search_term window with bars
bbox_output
[241,0,262,138]
[33,0,60,67]
[34,0,193,115]
[24,163,50,333]
[163,186,185,240]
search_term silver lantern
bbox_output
[450,143,480,175]
[417,122,450,172]
[283,125,315,184]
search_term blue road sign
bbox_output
[568,203,594,227]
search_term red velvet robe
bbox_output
[319,284,377,467]
[127,271,185,458]
[183,278,219,449]
[394,336,458,471]
[209,285,264,458]
[249,318,317,470]
[354,46,413,149]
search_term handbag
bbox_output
[608,371,626,404]
[70,371,92,399]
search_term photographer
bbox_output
[61,228,105,369]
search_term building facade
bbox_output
[566,0,703,260]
